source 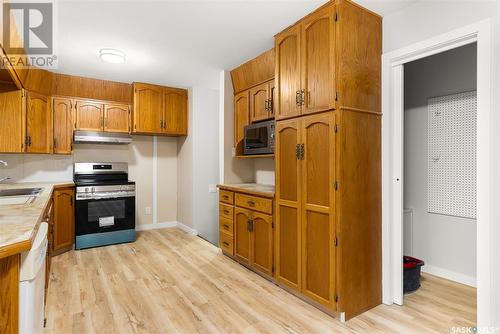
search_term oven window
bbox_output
[88,200,126,222]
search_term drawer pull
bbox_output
[222,241,229,246]
[247,200,255,206]
[223,224,229,229]
[223,209,229,214]
[223,195,229,199]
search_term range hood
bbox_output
[73,131,132,144]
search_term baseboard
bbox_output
[135,221,198,236]
[421,264,476,287]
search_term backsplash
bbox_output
[254,158,275,185]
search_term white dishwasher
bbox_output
[19,222,48,334]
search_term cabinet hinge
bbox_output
[334,181,339,191]
[334,293,339,303]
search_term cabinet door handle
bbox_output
[247,219,254,232]
[300,143,305,160]
[300,89,306,106]
[296,90,300,106]
[295,144,300,160]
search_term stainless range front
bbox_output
[74,162,136,249]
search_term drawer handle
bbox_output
[223,209,229,214]
[222,241,229,246]
[223,195,229,199]
[223,224,229,229]
[247,200,255,206]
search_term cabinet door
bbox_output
[251,211,273,276]
[163,87,188,135]
[301,6,335,114]
[133,83,163,134]
[0,90,24,152]
[249,82,269,123]
[26,91,52,153]
[301,112,335,308]
[75,101,104,131]
[52,97,73,154]
[275,25,302,120]
[234,207,251,264]
[104,104,130,133]
[53,187,74,254]
[234,90,249,155]
[275,118,301,290]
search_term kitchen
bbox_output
[0,0,495,333]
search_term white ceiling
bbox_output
[54,0,417,89]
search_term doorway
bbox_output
[381,20,492,325]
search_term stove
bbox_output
[74,162,136,249]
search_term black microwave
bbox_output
[243,120,275,155]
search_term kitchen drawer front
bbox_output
[219,232,234,256]
[235,193,273,214]
[219,203,234,220]
[219,189,234,205]
[219,216,234,235]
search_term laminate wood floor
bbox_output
[44,228,476,334]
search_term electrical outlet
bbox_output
[145,206,151,215]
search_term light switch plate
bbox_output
[145,206,151,215]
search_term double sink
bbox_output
[0,188,42,205]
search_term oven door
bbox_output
[75,196,135,236]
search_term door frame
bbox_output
[381,19,492,325]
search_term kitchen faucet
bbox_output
[0,160,10,183]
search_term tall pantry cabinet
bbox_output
[274,0,382,319]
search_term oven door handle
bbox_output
[76,192,135,200]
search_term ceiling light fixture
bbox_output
[99,48,126,64]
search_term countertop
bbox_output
[217,183,275,198]
[0,182,74,259]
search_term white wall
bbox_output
[178,86,220,244]
[404,43,477,285]
[0,137,178,228]
[384,1,500,326]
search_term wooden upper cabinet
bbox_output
[275,24,302,120]
[52,97,73,154]
[0,90,24,153]
[301,5,335,114]
[163,87,188,135]
[249,82,270,123]
[300,112,335,308]
[104,104,130,133]
[53,187,74,254]
[234,207,251,264]
[26,91,52,153]
[75,101,104,131]
[133,83,163,134]
[234,90,249,155]
[275,118,301,290]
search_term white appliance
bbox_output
[19,222,48,334]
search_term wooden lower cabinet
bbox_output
[51,186,75,255]
[219,188,274,278]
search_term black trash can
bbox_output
[403,256,424,293]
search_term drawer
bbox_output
[219,189,234,204]
[219,232,234,256]
[219,203,234,220]
[235,193,273,214]
[219,216,234,235]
